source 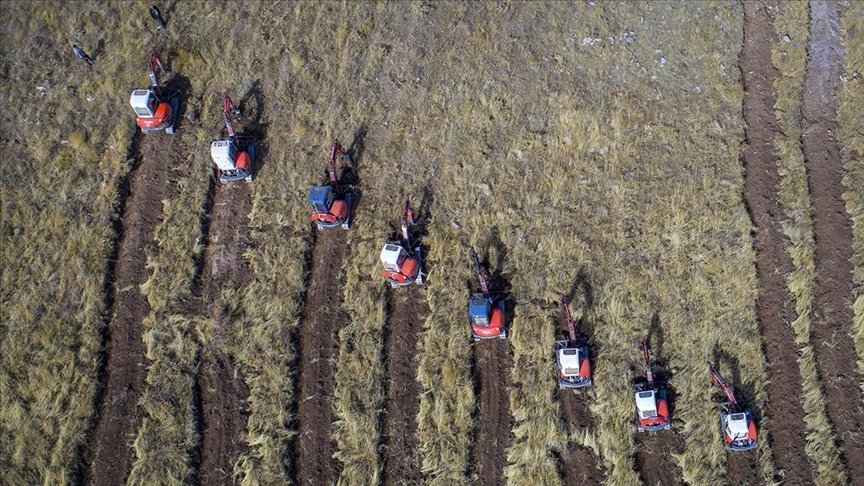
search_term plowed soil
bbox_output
[85,132,170,486]
[558,392,603,486]
[471,339,513,486]
[294,230,349,484]
[382,288,427,485]
[726,450,760,486]
[198,182,253,486]
[635,345,682,485]
[636,433,683,486]
[740,1,813,485]
[802,0,864,477]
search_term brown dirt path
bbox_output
[85,132,170,485]
[740,1,814,485]
[382,288,426,486]
[197,181,253,486]
[558,392,603,485]
[636,433,683,486]
[471,340,513,486]
[294,230,349,484]
[802,0,864,478]
[726,450,761,486]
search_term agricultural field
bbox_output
[1,0,862,485]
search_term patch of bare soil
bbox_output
[382,288,427,486]
[726,450,760,486]
[558,392,603,486]
[85,132,170,485]
[294,230,349,484]
[197,182,253,486]
[740,1,814,484]
[471,339,513,486]
[802,0,864,478]
[636,433,683,486]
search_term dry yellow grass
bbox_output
[122,3,273,481]
[0,1,141,482]
[770,2,848,483]
[8,1,841,484]
[838,0,864,397]
[127,129,210,484]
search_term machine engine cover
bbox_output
[211,140,239,172]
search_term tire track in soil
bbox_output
[557,392,603,486]
[726,452,760,486]
[294,230,348,484]
[802,0,864,477]
[382,288,427,486]
[196,182,253,486]
[741,1,814,485]
[636,433,683,486]
[471,340,513,486]
[85,131,170,486]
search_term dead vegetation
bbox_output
[0,2,140,482]
[6,1,862,485]
[770,1,848,483]
[839,0,864,399]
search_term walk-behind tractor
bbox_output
[554,296,592,388]
[309,140,353,230]
[129,47,179,134]
[634,338,671,432]
[210,92,254,183]
[380,199,423,288]
[468,248,506,340]
[709,362,758,451]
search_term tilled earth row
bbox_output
[85,131,172,486]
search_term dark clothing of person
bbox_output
[73,45,93,65]
[150,5,166,29]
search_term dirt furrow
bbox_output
[636,433,683,486]
[636,326,682,486]
[85,131,170,485]
[557,392,603,486]
[740,1,814,485]
[382,288,426,485]
[471,340,513,486]
[197,182,253,486]
[294,230,348,484]
[801,0,864,477]
[726,450,760,486]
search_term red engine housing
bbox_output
[311,199,348,224]
[137,101,172,130]
[472,306,505,338]
[638,398,670,428]
[382,256,419,284]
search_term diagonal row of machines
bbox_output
[130,47,757,453]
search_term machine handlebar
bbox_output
[708,362,739,410]
[642,337,654,385]
[561,295,577,342]
[470,248,490,295]
[222,92,236,137]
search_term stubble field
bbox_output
[1,1,862,485]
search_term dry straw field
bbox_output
[1,1,862,485]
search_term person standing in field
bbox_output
[73,45,93,65]
[150,5,167,30]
